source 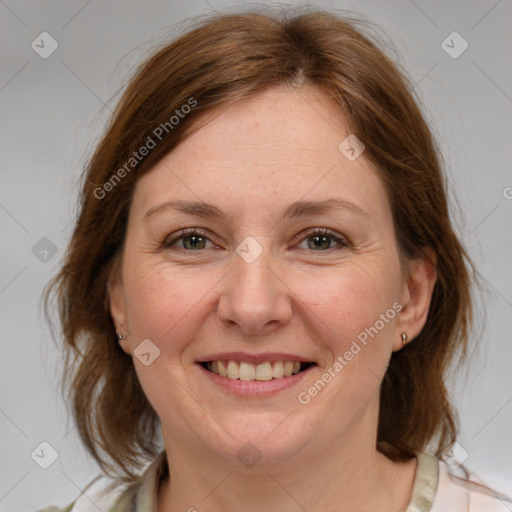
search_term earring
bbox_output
[117,332,125,342]
[401,332,408,345]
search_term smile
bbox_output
[200,360,317,381]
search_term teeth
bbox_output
[239,362,256,381]
[255,362,273,381]
[284,361,294,377]
[272,361,284,378]
[206,360,310,380]
[218,360,228,377]
[227,360,239,379]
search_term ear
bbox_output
[107,255,131,355]
[393,247,437,351]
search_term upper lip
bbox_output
[195,352,316,365]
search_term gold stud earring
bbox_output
[401,332,408,345]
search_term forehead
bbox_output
[130,86,390,223]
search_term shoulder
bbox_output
[30,451,167,512]
[430,455,512,512]
[31,474,130,512]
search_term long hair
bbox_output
[44,8,476,482]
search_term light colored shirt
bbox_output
[33,450,512,512]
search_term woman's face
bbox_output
[110,86,434,467]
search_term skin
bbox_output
[109,85,437,511]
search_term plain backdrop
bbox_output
[1,1,511,510]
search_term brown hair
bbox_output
[44,7,476,482]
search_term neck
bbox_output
[157,415,417,512]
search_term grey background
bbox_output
[1,0,511,510]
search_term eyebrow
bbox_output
[143,198,371,222]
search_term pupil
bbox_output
[309,235,330,250]
[184,235,205,250]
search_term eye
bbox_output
[162,227,348,253]
[163,228,216,251]
[296,228,348,251]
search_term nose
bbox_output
[217,243,292,336]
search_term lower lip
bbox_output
[197,364,315,396]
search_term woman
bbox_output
[39,8,511,512]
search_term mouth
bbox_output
[198,360,317,381]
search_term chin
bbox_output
[197,412,313,468]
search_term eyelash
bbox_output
[162,227,349,253]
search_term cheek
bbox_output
[291,266,400,423]
[300,263,394,332]
[291,262,399,374]
[122,260,217,351]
